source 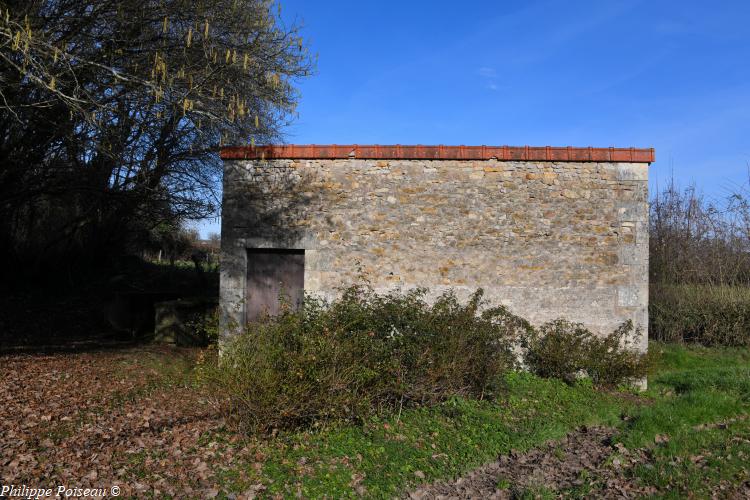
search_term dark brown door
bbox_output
[246,249,304,323]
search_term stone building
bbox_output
[219,145,652,350]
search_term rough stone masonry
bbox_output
[219,145,652,351]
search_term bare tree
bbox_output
[650,177,750,287]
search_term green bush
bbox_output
[524,319,649,386]
[650,284,750,347]
[208,285,530,432]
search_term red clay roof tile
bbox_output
[220,145,655,163]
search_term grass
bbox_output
[611,342,750,498]
[628,418,750,498]
[233,374,626,498]
[197,373,628,498]
[137,342,750,498]
[623,342,750,452]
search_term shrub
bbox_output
[207,285,530,432]
[523,319,590,383]
[650,284,750,347]
[524,319,649,386]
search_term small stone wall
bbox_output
[154,298,218,346]
[220,146,650,350]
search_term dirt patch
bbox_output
[408,426,656,499]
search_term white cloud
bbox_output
[478,66,497,78]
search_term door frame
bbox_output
[220,235,316,337]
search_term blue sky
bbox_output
[197,0,750,237]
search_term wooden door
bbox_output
[245,249,304,323]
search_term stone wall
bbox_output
[221,155,649,349]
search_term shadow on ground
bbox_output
[0,257,217,354]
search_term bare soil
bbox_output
[408,426,656,499]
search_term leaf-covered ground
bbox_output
[1,343,748,499]
[0,347,244,498]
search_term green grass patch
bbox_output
[650,341,750,372]
[618,344,749,449]
[211,372,625,498]
[617,390,745,449]
[629,418,750,498]
[613,343,750,497]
